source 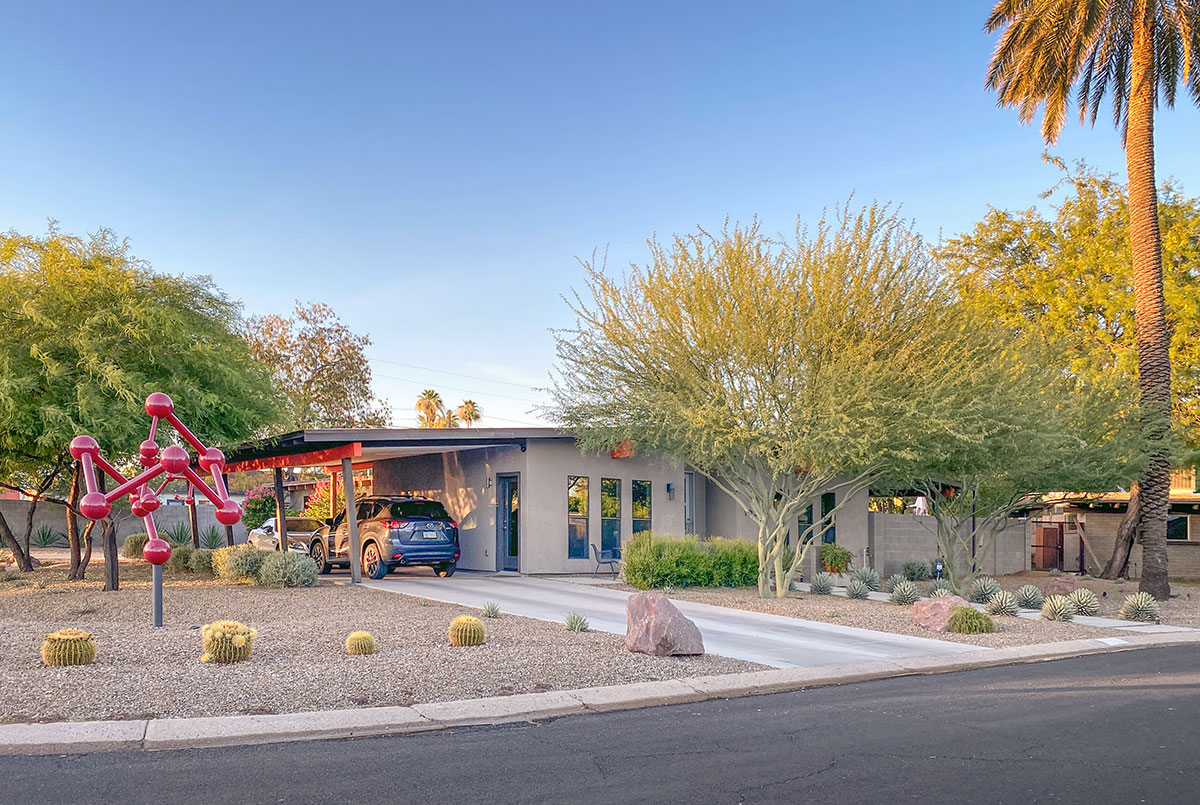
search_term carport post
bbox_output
[342,457,363,583]
[187,484,200,548]
[273,467,290,554]
[222,473,235,546]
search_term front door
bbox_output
[497,475,519,572]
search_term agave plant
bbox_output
[930,588,954,598]
[885,573,907,594]
[845,578,871,600]
[564,612,590,632]
[849,566,880,592]
[968,576,1000,604]
[889,579,920,605]
[1067,588,1100,617]
[31,524,65,549]
[1041,594,1077,622]
[985,590,1019,617]
[809,572,833,595]
[481,602,501,618]
[1014,584,1044,610]
[927,578,953,597]
[1117,591,1160,623]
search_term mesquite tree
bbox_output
[551,205,1021,598]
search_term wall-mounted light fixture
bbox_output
[485,477,493,490]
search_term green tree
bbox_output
[0,227,284,581]
[939,161,1200,578]
[551,205,1066,598]
[985,0,1200,599]
[246,302,390,429]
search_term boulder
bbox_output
[1044,575,1079,598]
[912,595,969,632]
[625,591,704,656]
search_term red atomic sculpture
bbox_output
[71,392,242,626]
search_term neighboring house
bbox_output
[223,428,1030,576]
[1040,468,1200,580]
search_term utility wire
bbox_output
[368,355,544,391]
[371,372,544,404]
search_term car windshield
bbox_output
[285,518,323,532]
[386,500,450,520]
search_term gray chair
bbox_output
[591,543,620,578]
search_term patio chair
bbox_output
[591,543,621,578]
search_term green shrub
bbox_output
[850,566,880,591]
[948,606,997,634]
[32,524,66,548]
[927,578,953,597]
[213,545,268,581]
[968,576,1000,604]
[122,532,149,560]
[820,543,852,573]
[242,485,278,530]
[845,578,871,599]
[706,537,759,587]
[1117,591,1159,622]
[890,579,921,605]
[902,561,930,581]
[188,549,215,575]
[985,590,1019,616]
[1014,584,1044,610]
[809,572,833,595]
[257,552,319,588]
[1067,588,1100,617]
[166,544,194,573]
[622,533,757,589]
[885,573,907,593]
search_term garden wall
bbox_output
[868,512,1030,577]
[0,499,248,547]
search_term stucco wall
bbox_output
[0,499,247,546]
[1071,511,1200,580]
[868,512,1030,577]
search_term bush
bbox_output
[948,606,997,634]
[706,537,759,587]
[820,543,852,573]
[188,549,215,575]
[622,533,757,589]
[213,545,268,581]
[122,532,149,560]
[902,561,930,581]
[257,552,319,588]
[242,485,278,530]
[166,544,194,574]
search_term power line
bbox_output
[371,372,545,405]
[367,355,544,391]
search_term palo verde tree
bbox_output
[939,160,1200,579]
[985,0,1200,598]
[0,227,283,581]
[550,205,1015,598]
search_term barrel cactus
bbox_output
[1067,588,1100,617]
[968,576,1000,604]
[1014,584,1044,610]
[948,606,997,634]
[845,577,871,599]
[1040,595,1077,622]
[930,587,954,598]
[885,573,907,594]
[448,615,486,646]
[849,566,880,592]
[809,572,833,595]
[564,612,590,632]
[200,620,256,663]
[890,579,921,605]
[927,578,953,597]
[345,631,376,655]
[1117,591,1160,622]
[41,628,96,666]
[985,590,1019,617]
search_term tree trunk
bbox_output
[1127,11,1172,600]
[102,519,119,591]
[1100,482,1140,580]
[77,520,95,579]
[66,465,83,580]
[0,509,34,572]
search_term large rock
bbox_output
[625,591,704,656]
[912,595,969,632]
[1044,575,1079,598]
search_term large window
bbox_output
[798,504,815,545]
[567,476,589,558]
[632,480,652,534]
[820,492,836,543]
[601,478,621,552]
[1168,515,1190,541]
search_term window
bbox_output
[1167,515,1190,541]
[820,492,836,543]
[632,480,652,534]
[567,476,589,558]
[601,478,621,552]
[386,500,450,520]
[798,504,815,544]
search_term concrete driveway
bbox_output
[362,573,981,668]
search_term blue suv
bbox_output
[308,496,460,580]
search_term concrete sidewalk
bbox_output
[361,573,982,668]
[3,630,1196,756]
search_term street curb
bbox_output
[2,630,1196,755]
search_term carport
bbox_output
[223,428,556,582]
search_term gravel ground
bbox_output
[613,583,1123,648]
[0,562,760,724]
[989,570,1200,627]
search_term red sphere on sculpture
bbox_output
[131,496,148,517]
[160,445,189,474]
[142,538,172,566]
[145,392,174,419]
[139,439,159,466]
[79,492,111,520]
[140,490,161,513]
[198,447,225,473]
[215,499,243,525]
[69,435,100,460]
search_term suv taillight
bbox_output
[449,520,457,529]
[382,519,410,529]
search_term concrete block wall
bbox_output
[1074,511,1200,580]
[0,499,248,547]
[868,512,1030,578]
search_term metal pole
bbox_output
[342,457,362,583]
[222,472,235,546]
[153,564,163,627]
[273,467,290,554]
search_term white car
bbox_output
[247,516,324,553]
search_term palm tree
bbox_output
[415,389,443,428]
[985,0,1199,600]
[456,400,482,427]
[440,409,461,428]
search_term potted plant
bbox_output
[820,543,852,584]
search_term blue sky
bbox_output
[2,1,1198,428]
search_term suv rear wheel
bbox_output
[363,542,388,580]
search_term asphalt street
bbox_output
[3,646,1196,805]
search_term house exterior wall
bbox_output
[1068,510,1200,580]
[868,512,1030,577]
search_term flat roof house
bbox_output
[223,427,1030,579]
